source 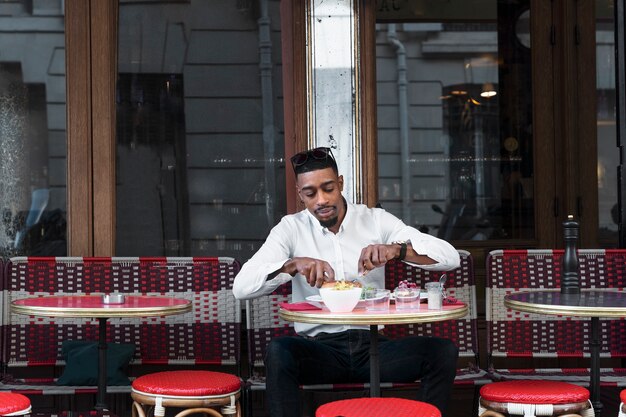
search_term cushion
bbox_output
[132,370,241,396]
[316,398,441,417]
[56,340,135,386]
[0,392,31,415]
[480,380,590,404]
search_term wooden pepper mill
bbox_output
[561,214,581,294]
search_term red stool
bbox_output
[0,392,31,416]
[316,397,441,417]
[478,380,594,416]
[131,370,242,417]
[618,389,626,417]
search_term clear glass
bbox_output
[364,288,391,311]
[376,1,533,241]
[115,1,286,259]
[425,282,443,310]
[0,1,67,257]
[596,0,618,246]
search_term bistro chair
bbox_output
[478,380,593,417]
[0,392,31,416]
[618,389,626,417]
[131,370,241,417]
[316,397,441,417]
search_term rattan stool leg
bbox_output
[479,410,506,417]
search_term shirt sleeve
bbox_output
[232,217,295,300]
[378,209,461,270]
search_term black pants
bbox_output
[264,329,459,417]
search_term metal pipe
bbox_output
[387,24,411,225]
[258,0,276,228]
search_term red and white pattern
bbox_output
[486,249,626,385]
[0,256,241,395]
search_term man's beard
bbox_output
[319,216,339,229]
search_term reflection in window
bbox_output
[376,0,533,241]
[115,1,285,259]
[0,2,67,257]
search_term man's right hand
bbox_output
[282,257,335,288]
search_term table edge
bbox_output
[504,289,626,317]
[279,304,468,325]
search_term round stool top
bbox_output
[132,370,241,397]
[0,392,31,414]
[316,397,441,417]
[480,380,590,404]
[620,388,626,403]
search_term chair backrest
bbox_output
[2,256,241,372]
[383,250,479,362]
[246,281,296,377]
[486,249,626,363]
[245,249,479,377]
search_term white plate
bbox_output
[305,295,367,309]
[390,291,428,301]
[305,292,428,308]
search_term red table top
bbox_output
[11,295,192,318]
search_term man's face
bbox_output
[296,167,345,229]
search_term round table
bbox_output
[280,303,468,397]
[504,289,626,417]
[11,295,192,411]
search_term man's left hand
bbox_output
[358,244,399,275]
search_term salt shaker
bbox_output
[425,282,442,310]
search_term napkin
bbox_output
[443,297,464,306]
[279,302,322,311]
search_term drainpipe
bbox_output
[258,0,276,228]
[387,24,411,225]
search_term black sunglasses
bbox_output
[290,147,335,169]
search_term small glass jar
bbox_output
[394,287,421,310]
[425,282,442,310]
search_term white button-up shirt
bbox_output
[232,202,460,336]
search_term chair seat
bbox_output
[480,380,590,404]
[315,397,441,417]
[132,370,241,397]
[0,392,31,415]
[621,388,626,404]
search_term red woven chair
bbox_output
[619,389,626,417]
[316,397,441,417]
[244,250,488,415]
[131,370,241,417]
[0,392,31,416]
[478,380,593,417]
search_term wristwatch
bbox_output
[392,241,408,261]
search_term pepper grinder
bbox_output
[561,214,580,294]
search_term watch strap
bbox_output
[394,241,408,261]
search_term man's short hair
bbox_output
[290,147,338,175]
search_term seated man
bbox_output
[232,146,461,417]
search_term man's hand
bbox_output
[358,244,399,275]
[283,257,335,288]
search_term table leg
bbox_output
[369,325,380,397]
[590,317,603,416]
[94,317,108,411]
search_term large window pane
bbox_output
[0,1,67,257]
[116,0,285,260]
[596,0,618,246]
[376,1,533,241]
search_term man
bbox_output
[232,147,461,417]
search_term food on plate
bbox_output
[321,280,362,290]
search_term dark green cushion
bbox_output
[56,340,135,386]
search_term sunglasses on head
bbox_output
[290,147,335,169]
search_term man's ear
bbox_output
[338,175,344,191]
